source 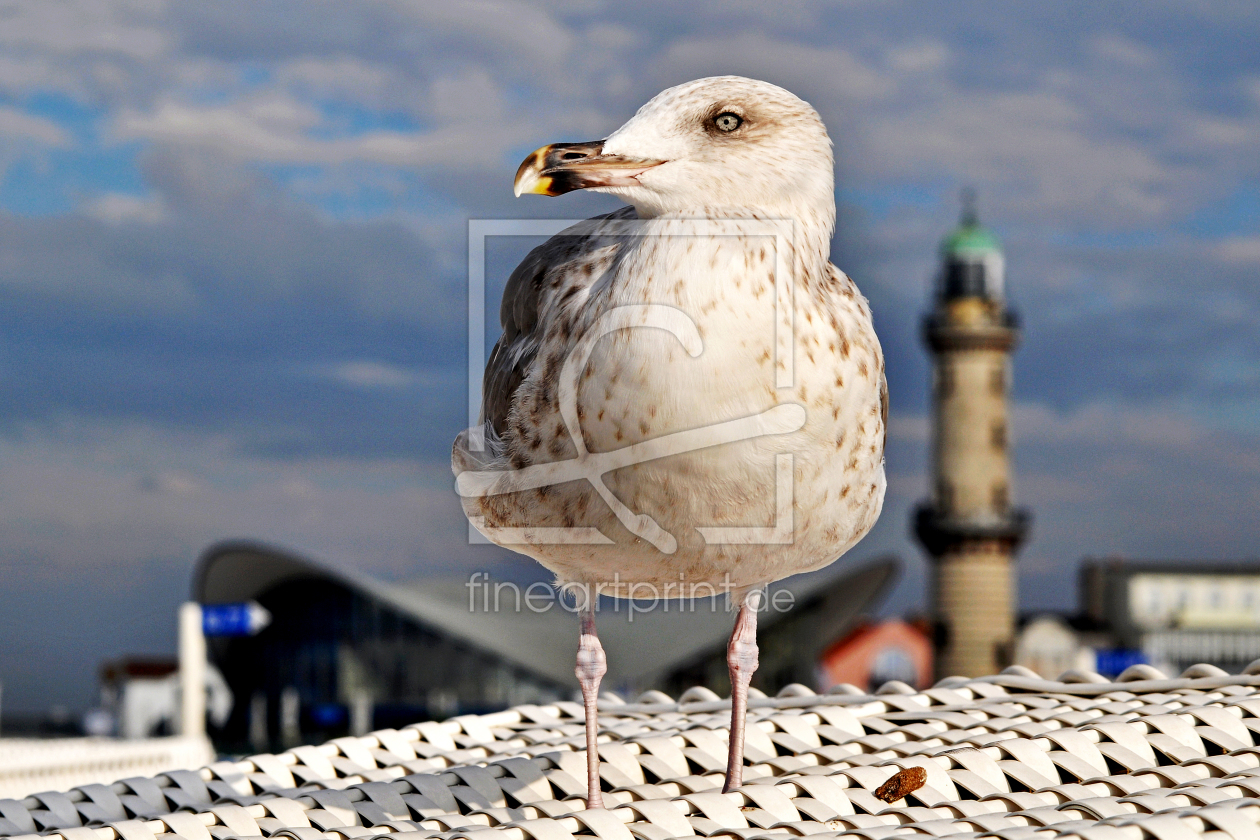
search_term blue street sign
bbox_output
[202,601,272,637]
[1094,648,1147,677]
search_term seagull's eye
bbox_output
[713,112,743,132]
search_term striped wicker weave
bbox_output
[4,661,1260,840]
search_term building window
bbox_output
[991,420,1007,451]
[989,365,1005,395]
[991,483,1008,511]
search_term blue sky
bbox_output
[0,0,1258,713]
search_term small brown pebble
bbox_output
[873,766,927,803]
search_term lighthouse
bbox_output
[915,194,1030,679]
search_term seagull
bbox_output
[453,76,886,808]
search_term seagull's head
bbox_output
[514,76,835,230]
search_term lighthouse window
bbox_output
[990,366,1005,395]
[991,421,1007,451]
[992,483,1008,511]
[943,260,988,299]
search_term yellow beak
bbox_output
[513,141,664,197]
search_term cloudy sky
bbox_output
[0,0,1257,713]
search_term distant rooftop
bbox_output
[3,662,1260,840]
[195,541,896,694]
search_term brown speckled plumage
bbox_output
[453,77,886,598]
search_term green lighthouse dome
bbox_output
[941,222,1001,259]
[937,191,1005,300]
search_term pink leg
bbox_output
[723,590,760,793]
[576,603,607,809]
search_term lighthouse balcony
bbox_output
[913,503,1031,556]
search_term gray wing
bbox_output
[481,207,634,438]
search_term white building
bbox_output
[1079,558,1260,674]
[98,659,232,739]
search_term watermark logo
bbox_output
[462,218,802,551]
[465,572,796,620]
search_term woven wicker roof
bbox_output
[5,662,1260,840]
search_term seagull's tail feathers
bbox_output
[451,421,510,476]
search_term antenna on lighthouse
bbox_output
[960,186,979,227]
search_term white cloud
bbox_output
[862,89,1178,223]
[112,90,535,169]
[885,40,950,75]
[276,56,396,104]
[0,106,70,146]
[0,420,484,582]
[320,361,416,389]
[85,192,168,224]
[1214,236,1260,265]
[1088,34,1158,69]
[0,55,81,97]
[0,0,170,60]
[385,0,578,75]
[881,398,1260,574]
[1188,115,1252,147]
[1245,76,1260,109]
[1013,401,1208,451]
[653,34,895,104]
